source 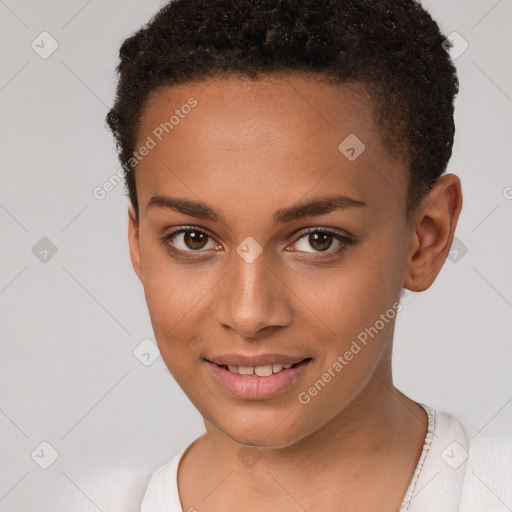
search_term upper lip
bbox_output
[206,353,311,367]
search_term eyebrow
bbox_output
[146,194,367,223]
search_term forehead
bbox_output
[135,74,408,221]
[140,74,381,152]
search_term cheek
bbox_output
[304,241,403,338]
[138,237,224,364]
[293,262,401,424]
[294,225,405,392]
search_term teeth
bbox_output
[223,362,298,376]
[254,365,273,377]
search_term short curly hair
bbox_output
[105,0,458,221]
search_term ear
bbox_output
[127,203,143,282]
[403,173,463,292]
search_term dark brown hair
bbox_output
[106,0,459,220]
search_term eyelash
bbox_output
[160,226,354,261]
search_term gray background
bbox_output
[0,0,511,510]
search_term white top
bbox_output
[139,403,512,511]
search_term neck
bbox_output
[183,360,428,511]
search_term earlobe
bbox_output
[127,204,143,282]
[402,174,463,292]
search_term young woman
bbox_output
[104,0,512,510]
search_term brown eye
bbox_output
[183,230,209,250]
[308,232,333,251]
[162,228,218,253]
[289,228,352,257]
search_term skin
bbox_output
[128,73,462,511]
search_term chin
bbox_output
[211,407,312,450]
[228,429,303,450]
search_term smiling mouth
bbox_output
[209,358,312,377]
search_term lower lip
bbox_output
[208,360,311,400]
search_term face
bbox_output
[129,74,413,448]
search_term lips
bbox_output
[206,354,310,377]
[206,353,309,367]
[225,362,293,376]
[206,355,313,400]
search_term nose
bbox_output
[213,250,293,339]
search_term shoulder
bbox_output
[52,465,154,512]
[59,442,197,512]
[140,443,193,511]
[435,408,512,473]
[460,430,512,510]
[409,404,512,511]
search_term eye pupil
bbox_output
[309,232,333,251]
[184,231,208,250]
